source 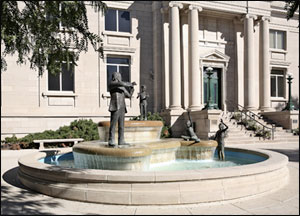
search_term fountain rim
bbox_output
[98,120,164,127]
[18,146,288,183]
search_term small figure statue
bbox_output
[137,85,149,120]
[214,119,228,161]
[181,120,201,143]
[108,72,136,147]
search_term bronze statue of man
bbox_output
[108,72,136,147]
[137,85,149,120]
[214,119,228,160]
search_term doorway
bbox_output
[203,67,222,109]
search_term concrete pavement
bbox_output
[1,141,299,215]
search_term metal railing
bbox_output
[226,100,275,140]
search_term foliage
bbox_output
[255,129,271,139]
[130,112,164,121]
[245,120,259,132]
[1,1,107,74]
[292,127,299,135]
[231,112,242,121]
[284,1,299,20]
[130,112,172,138]
[4,119,99,148]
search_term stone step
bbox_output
[273,137,299,141]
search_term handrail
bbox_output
[226,100,275,140]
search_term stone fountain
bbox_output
[72,120,218,171]
[17,74,289,205]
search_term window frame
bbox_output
[106,56,131,92]
[105,8,131,33]
[48,61,75,92]
[45,2,74,33]
[269,29,286,50]
[270,69,286,99]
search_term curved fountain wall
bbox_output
[18,147,289,205]
[73,121,218,170]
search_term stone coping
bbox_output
[180,140,218,147]
[98,120,164,127]
[72,140,182,157]
[73,142,152,157]
[18,146,288,183]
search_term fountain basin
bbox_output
[72,139,216,170]
[18,146,289,205]
[98,121,163,143]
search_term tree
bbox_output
[284,1,299,22]
[1,1,107,75]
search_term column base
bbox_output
[244,106,257,111]
[188,105,204,111]
[259,106,275,112]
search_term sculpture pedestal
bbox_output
[98,121,163,143]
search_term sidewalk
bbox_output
[1,141,299,215]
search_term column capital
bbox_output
[169,2,183,9]
[261,16,272,22]
[242,14,257,20]
[188,4,203,12]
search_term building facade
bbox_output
[1,1,299,139]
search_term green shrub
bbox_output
[246,120,259,131]
[4,134,18,144]
[255,129,271,139]
[231,112,242,121]
[4,119,99,148]
[292,127,299,135]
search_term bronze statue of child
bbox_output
[181,120,201,143]
[214,119,228,160]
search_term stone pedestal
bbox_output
[190,109,222,139]
[98,121,163,143]
[261,110,299,130]
[161,109,222,139]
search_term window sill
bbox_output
[270,48,287,53]
[271,97,287,102]
[42,92,77,97]
[102,31,133,38]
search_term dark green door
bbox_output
[203,67,221,109]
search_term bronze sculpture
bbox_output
[181,111,200,143]
[137,85,149,120]
[108,72,136,147]
[181,120,201,143]
[214,119,228,160]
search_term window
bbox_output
[270,30,286,50]
[45,2,71,31]
[48,62,74,91]
[271,70,285,98]
[105,9,131,33]
[106,57,130,91]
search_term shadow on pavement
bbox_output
[1,167,61,215]
[265,148,299,162]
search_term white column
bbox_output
[169,2,183,110]
[260,16,272,111]
[244,14,257,110]
[188,5,202,110]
